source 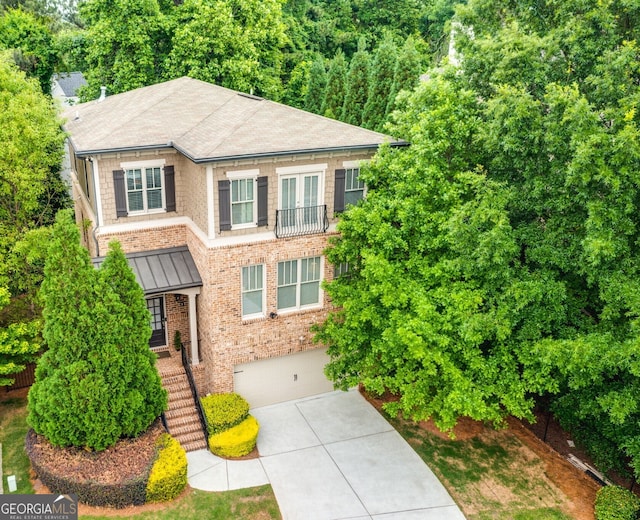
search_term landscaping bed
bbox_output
[27,419,164,507]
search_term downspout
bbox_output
[88,157,100,257]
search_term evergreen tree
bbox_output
[386,36,423,117]
[321,50,347,120]
[342,38,370,126]
[304,55,327,114]
[362,35,397,131]
[28,211,167,450]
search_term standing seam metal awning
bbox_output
[93,246,202,296]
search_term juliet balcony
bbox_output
[275,205,330,238]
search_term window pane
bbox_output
[344,190,364,207]
[128,191,143,211]
[301,257,321,282]
[147,188,162,209]
[304,175,318,207]
[243,290,263,316]
[277,285,296,310]
[146,167,162,189]
[127,169,142,190]
[242,265,262,291]
[278,260,297,286]
[300,281,319,306]
[232,201,253,224]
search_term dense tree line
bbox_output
[317,0,640,481]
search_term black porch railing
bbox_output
[181,344,209,439]
[275,204,329,238]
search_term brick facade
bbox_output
[72,147,375,400]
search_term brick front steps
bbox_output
[158,361,208,452]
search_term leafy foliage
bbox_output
[0,8,57,92]
[342,38,369,126]
[208,415,259,458]
[201,392,250,435]
[362,35,397,131]
[594,486,640,520]
[28,211,167,450]
[318,2,640,482]
[146,433,187,503]
[321,50,346,119]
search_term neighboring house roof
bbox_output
[63,77,406,163]
[93,246,202,295]
[53,72,87,98]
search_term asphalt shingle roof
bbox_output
[63,77,405,163]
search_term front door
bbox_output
[146,296,166,348]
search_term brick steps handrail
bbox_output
[181,344,209,441]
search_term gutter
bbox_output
[71,140,410,165]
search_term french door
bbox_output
[280,172,321,229]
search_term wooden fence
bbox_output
[4,362,36,392]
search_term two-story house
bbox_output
[64,76,405,409]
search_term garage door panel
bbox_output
[234,348,334,408]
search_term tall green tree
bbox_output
[165,0,287,99]
[386,36,423,117]
[362,35,397,131]
[0,54,67,292]
[321,50,347,119]
[342,38,370,126]
[0,8,57,93]
[304,55,327,114]
[79,0,168,97]
[28,211,167,450]
[319,0,640,478]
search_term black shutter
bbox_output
[113,169,127,217]
[334,168,346,213]
[257,176,268,227]
[164,165,176,212]
[219,180,231,231]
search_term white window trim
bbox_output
[276,163,327,175]
[241,264,266,320]
[120,159,167,215]
[227,169,259,230]
[276,256,324,313]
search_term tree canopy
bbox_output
[317,0,640,478]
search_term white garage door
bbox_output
[234,347,334,408]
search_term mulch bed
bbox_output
[28,419,163,487]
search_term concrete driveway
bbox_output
[187,389,466,520]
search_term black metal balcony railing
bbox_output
[275,204,329,238]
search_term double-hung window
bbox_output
[344,167,365,207]
[277,256,322,311]
[126,166,163,212]
[241,264,264,318]
[225,170,259,229]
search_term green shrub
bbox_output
[145,433,187,503]
[595,485,640,520]
[201,393,249,434]
[208,415,259,458]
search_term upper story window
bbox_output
[334,161,368,213]
[241,264,265,318]
[344,168,365,207]
[126,167,163,212]
[277,256,322,311]
[219,169,267,232]
[113,160,176,218]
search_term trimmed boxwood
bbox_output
[26,429,148,508]
[595,485,640,520]
[146,433,187,503]
[208,415,259,458]
[201,393,249,434]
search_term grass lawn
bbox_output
[0,392,34,494]
[0,392,281,520]
[389,415,575,520]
